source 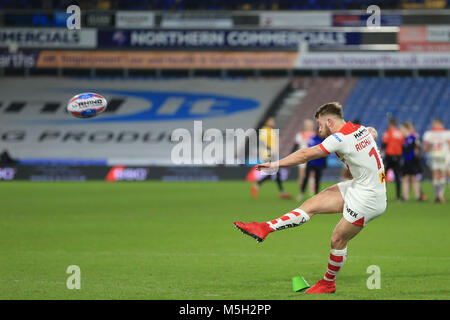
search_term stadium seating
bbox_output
[279,77,450,157]
[279,77,358,157]
[344,77,450,138]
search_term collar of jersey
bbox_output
[339,121,361,135]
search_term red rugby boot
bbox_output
[305,279,336,294]
[233,221,272,243]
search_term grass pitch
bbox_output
[0,180,449,300]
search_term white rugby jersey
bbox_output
[295,131,315,150]
[423,129,450,158]
[319,122,386,195]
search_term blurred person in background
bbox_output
[382,118,404,201]
[0,150,18,166]
[405,121,427,201]
[298,130,326,201]
[294,119,316,201]
[423,118,450,203]
[251,117,292,200]
[399,123,422,201]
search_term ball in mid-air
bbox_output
[67,93,107,118]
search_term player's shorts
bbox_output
[298,163,307,168]
[429,155,446,171]
[337,180,387,228]
[402,158,421,175]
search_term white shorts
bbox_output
[337,180,387,227]
[298,163,307,169]
[429,156,447,171]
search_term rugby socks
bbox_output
[433,181,439,198]
[266,208,310,231]
[323,247,347,282]
[439,179,446,198]
[433,179,446,199]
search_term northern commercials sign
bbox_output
[98,29,361,49]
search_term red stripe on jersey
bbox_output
[289,211,300,216]
[280,215,290,221]
[339,121,361,135]
[328,263,341,272]
[329,254,344,263]
[319,143,330,154]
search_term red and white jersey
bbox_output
[423,128,450,158]
[319,122,386,196]
[295,130,315,149]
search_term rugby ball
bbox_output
[67,93,107,118]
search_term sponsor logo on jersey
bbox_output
[346,206,358,218]
[354,128,368,139]
[379,171,386,183]
[332,134,342,142]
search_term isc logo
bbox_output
[3,91,259,123]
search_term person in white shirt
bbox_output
[423,118,450,203]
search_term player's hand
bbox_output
[255,161,279,174]
[255,162,272,171]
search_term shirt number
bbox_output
[369,147,382,170]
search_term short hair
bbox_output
[314,102,343,119]
[388,118,397,126]
[433,118,443,125]
[405,121,414,130]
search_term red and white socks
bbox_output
[323,247,347,282]
[266,208,310,231]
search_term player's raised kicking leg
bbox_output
[234,184,344,242]
[234,183,363,294]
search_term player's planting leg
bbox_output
[306,218,362,294]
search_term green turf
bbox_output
[0,180,449,300]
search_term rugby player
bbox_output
[399,123,422,201]
[423,118,450,203]
[234,102,386,294]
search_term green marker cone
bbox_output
[292,276,310,292]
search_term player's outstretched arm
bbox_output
[256,145,327,171]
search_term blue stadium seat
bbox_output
[343,77,450,138]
